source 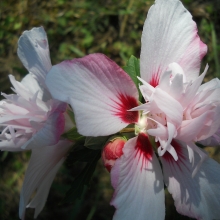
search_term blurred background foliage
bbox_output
[0,0,220,219]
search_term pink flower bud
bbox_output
[102,138,126,172]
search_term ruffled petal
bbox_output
[21,73,52,104]
[177,110,214,142]
[181,65,208,109]
[21,105,66,149]
[17,27,52,86]
[141,0,207,86]
[111,133,165,220]
[178,107,220,143]
[46,53,139,136]
[8,74,49,111]
[19,139,72,220]
[160,140,220,220]
[153,88,183,127]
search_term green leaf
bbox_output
[123,55,142,100]
[69,45,85,57]
[85,136,109,150]
[62,148,101,204]
[62,127,85,141]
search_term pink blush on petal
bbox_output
[55,113,65,141]
[113,93,139,123]
[199,39,207,60]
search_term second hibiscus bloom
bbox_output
[45,0,220,219]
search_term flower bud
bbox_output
[102,137,126,172]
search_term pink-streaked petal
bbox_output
[140,0,207,86]
[19,140,72,220]
[160,140,220,220]
[46,53,139,136]
[111,133,165,220]
[17,27,52,86]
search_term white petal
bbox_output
[153,88,183,127]
[169,62,186,83]
[19,140,72,220]
[199,128,220,146]
[46,53,139,136]
[198,77,220,93]
[158,64,184,101]
[8,74,49,110]
[141,0,207,85]
[17,27,52,86]
[111,134,165,220]
[27,158,64,218]
[21,73,51,103]
[169,74,184,100]
[181,65,208,109]
[0,137,29,151]
[9,75,35,102]
[160,140,220,220]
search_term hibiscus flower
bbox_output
[45,0,220,219]
[0,27,74,219]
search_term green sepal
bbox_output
[123,55,142,100]
[66,108,75,123]
[105,135,127,143]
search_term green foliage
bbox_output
[211,22,220,77]
[63,146,101,204]
[85,136,110,150]
[123,55,142,100]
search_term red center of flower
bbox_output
[135,133,153,171]
[113,93,139,123]
[149,72,160,87]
